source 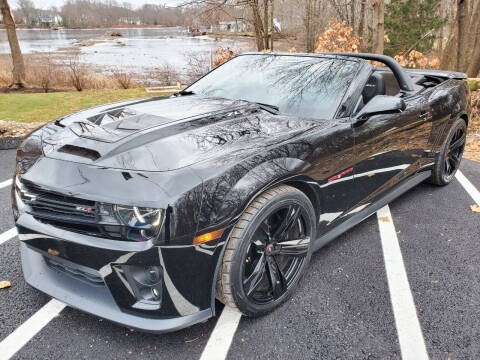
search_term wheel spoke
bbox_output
[243,252,267,296]
[445,157,451,173]
[258,220,271,238]
[266,255,286,299]
[276,237,310,257]
[449,136,465,151]
[450,153,461,168]
[272,204,301,241]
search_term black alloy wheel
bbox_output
[429,118,467,186]
[443,126,466,181]
[242,204,310,304]
[216,185,316,317]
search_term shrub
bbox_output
[314,19,361,53]
[212,47,241,67]
[113,69,135,89]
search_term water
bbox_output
[0,27,252,73]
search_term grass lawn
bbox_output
[0,88,162,123]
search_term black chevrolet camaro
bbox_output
[12,53,471,332]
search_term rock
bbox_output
[105,31,122,37]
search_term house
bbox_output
[214,20,250,33]
[27,12,62,27]
[119,17,141,25]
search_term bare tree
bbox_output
[113,68,135,89]
[38,53,54,92]
[466,0,480,76]
[17,0,35,26]
[0,0,26,88]
[372,0,384,54]
[358,0,367,48]
[66,49,86,91]
[456,0,468,71]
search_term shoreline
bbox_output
[0,24,176,30]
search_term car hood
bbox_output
[41,95,320,172]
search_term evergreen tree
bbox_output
[385,0,446,57]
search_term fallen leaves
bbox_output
[471,204,480,213]
[378,216,390,223]
[464,91,480,163]
[0,280,11,289]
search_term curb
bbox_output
[0,137,22,150]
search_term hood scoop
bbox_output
[57,144,101,161]
[69,108,174,143]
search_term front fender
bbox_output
[195,157,312,234]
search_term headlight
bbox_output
[115,205,164,242]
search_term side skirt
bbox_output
[312,170,431,252]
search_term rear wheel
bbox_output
[216,185,316,316]
[429,118,467,186]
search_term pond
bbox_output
[0,27,252,74]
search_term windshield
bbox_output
[187,54,358,119]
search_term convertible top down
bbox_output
[12,53,470,332]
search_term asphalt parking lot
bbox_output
[0,149,479,360]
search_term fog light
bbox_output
[118,265,163,311]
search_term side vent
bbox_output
[58,145,101,161]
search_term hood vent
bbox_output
[69,108,175,143]
[57,145,101,161]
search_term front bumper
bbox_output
[17,213,226,333]
[21,242,212,333]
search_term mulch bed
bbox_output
[0,121,43,148]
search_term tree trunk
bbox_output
[270,0,274,50]
[467,35,480,77]
[263,0,269,49]
[440,31,457,70]
[372,0,384,54]
[466,0,480,76]
[358,0,366,48]
[350,0,356,35]
[0,0,26,88]
[305,0,312,52]
[456,0,468,72]
[250,1,265,51]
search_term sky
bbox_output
[18,0,182,10]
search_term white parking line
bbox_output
[0,179,12,189]
[377,205,428,360]
[0,228,17,246]
[456,170,480,206]
[199,306,242,360]
[0,299,66,360]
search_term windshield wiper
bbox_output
[240,100,279,114]
[175,90,195,96]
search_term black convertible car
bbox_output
[12,53,470,332]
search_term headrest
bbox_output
[362,72,386,103]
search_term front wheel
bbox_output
[428,118,467,186]
[216,185,316,317]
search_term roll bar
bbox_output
[323,52,416,92]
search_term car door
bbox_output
[304,116,357,233]
[349,93,433,211]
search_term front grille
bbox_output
[21,184,98,223]
[19,183,123,240]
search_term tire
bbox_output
[428,117,467,186]
[216,185,316,317]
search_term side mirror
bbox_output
[353,95,406,126]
